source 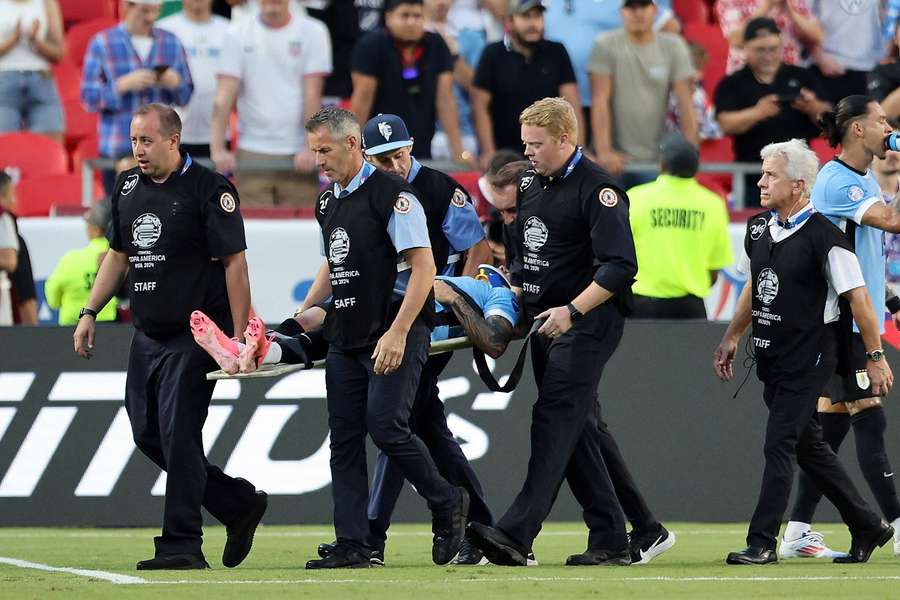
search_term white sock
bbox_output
[892,517,900,542]
[784,521,810,542]
[262,341,282,365]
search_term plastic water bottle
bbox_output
[885,132,900,151]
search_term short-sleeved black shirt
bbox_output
[352,29,453,159]
[108,154,246,338]
[473,39,577,153]
[714,64,823,162]
[868,61,900,104]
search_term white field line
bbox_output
[0,556,145,584]
[3,556,899,587]
[0,529,836,538]
[140,575,900,585]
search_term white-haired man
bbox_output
[713,138,893,565]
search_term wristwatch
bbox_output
[79,307,98,320]
[866,349,885,362]
[566,302,583,322]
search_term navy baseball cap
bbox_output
[362,114,414,155]
[474,264,511,290]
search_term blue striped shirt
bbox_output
[81,24,193,157]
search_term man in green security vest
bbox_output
[45,203,118,325]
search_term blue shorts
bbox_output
[0,70,65,134]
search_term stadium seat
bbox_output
[699,137,735,195]
[0,132,69,182]
[59,0,115,29]
[52,61,82,102]
[683,22,728,98]
[673,0,709,25]
[71,134,104,188]
[64,17,117,69]
[63,98,98,151]
[810,137,837,165]
[13,173,104,217]
[697,173,728,200]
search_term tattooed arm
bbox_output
[435,280,515,358]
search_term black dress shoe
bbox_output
[466,522,528,566]
[306,542,373,569]
[136,553,210,570]
[317,539,385,565]
[450,539,487,565]
[834,521,894,564]
[725,546,777,565]
[223,490,268,568]
[432,487,470,565]
[566,547,632,566]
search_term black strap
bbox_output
[472,319,543,393]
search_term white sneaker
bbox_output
[778,531,847,559]
[526,552,538,566]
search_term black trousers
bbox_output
[631,294,707,320]
[747,355,880,549]
[367,351,494,548]
[126,331,258,557]
[325,320,458,547]
[496,304,628,551]
[589,403,658,532]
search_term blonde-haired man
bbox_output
[467,97,644,566]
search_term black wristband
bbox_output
[79,307,98,320]
[888,296,900,315]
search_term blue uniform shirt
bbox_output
[431,275,519,342]
[812,159,886,333]
[408,157,485,276]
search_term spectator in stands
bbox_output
[472,0,581,166]
[0,170,37,325]
[211,0,331,206]
[306,0,360,103]
[545,0,677,151]
[589,0,697,188]
[227,0,304,22]
[0,0,65,142]
[666,40,723,142]
[872,141,900,290]
[869,21,900,121]
[81,0,193,193]
[809,0,883,104]
[351,0,469,163]
[883,0,900,57]
[627,133,733,319]
[716,0,822,75]
[44,202,118,325]
[158,0,230,158]
[448,0,505,46]
[714,17,828,207]
[425,0,480,160]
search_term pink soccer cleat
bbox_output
[239,316,272,373]
[190,310,240,374]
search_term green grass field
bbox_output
[1,522,898,599]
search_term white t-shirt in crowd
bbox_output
[218,13,332,155]
[229,0,306,25]
[131,35,154,63]
[157,13,231,144]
